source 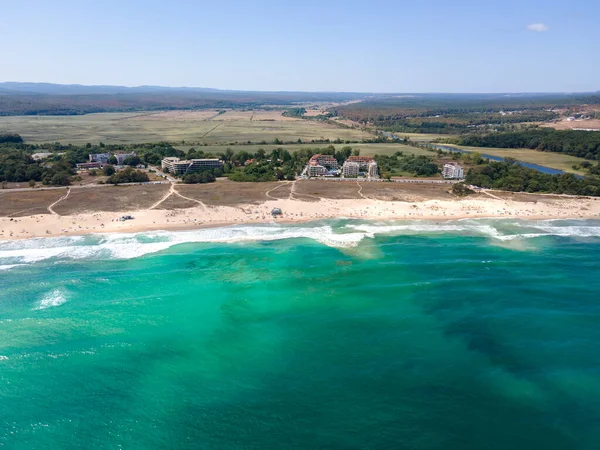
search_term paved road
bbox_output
[300,177,459,185]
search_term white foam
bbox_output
[0,264,26,271]
[35,289,68,310]
[1,220,599,267]
[0,225,367,265]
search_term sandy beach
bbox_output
[2,194,600,241]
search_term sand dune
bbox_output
[2,195,599,240]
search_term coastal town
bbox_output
[68,150,466,184]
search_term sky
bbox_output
[1,0,599,93]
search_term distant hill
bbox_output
[0,82,224,96]
[0,82,597,117]
[0,82,369,116]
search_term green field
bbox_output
[439,144,588,175]
[390,132,460,142]
[175,143,435,158]
[0,111,374,145]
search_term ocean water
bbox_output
[1,219,600,449]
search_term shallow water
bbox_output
[1,219,600,449]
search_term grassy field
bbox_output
[390,132,460,142]
[0,110,374,145]
[175,143,436,158]
[440,144,588,175]
[0,180,458,218]
[178,181,292,206]
[294,180,454,201]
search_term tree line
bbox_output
[465,159,600,196]
[374,152,440,178]
[459,129,600,160]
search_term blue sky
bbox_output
[1,0,598,92]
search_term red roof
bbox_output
[347,156,374,163]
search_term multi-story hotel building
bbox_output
[346,156,374,170]
[161,157,224,175]
[367,161,379,179]
[342,161,360,178]
[89,153,111,164]
[309,154,338,170]
[442,163,464,179]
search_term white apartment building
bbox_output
[346,156,374,170]
[342,161,360,178]
[367,161,379,179]
[308,164,328,177]
[161,157,224,175]
[442,163,464,179]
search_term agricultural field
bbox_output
[541,119,600,131]
[0,110,374,145]
[387,132,460,142]
[175,143,435,158]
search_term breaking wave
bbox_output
[35,289,68,310]
[1,219,599,269]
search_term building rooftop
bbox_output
[347,156,374,163]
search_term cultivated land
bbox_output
[439,144,589,175]
[542,119,600,131]
[176,143,435,158]
[0,110,373,145]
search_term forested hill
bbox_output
[0,83,366,116]
[459,129,600,160]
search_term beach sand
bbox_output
[2,194,600,240]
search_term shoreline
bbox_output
[2,196,600,241]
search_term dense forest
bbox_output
[466,160,600,196]
[0,84,365,116]
[459,129,600,160]
[330,93,600,134]
[0,133,23,144]
[374,152,440,178]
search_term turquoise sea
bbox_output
[1,219,600,449]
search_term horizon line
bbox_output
[0,81,598,96]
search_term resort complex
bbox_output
[161,157,224,175]
[306,154,379,180]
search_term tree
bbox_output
[103,165,115,176]
[452,183,474,196]
[352,149,361,156]
[28,180,36,188]
[108,155,118,165]
[50,172,71,186]
[123,155,142,166]
[107,167,149,184]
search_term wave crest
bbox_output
[1,220,599,269]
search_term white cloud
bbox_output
[527,23,549,32]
